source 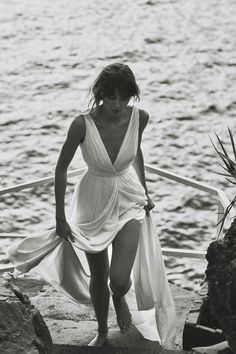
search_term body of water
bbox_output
[1,0,236,289]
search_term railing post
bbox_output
[217,200,225,240]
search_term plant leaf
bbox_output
[211,168,233,177]
[216,149,236,166]
[217,162,232,173]
[218,154,235,172]
[215,133,230,158]
[211,131,236,236]
[228,127,236,161]
[216,150,236,173]
[217,195,236,235]
[225,178,236,185]
[210,136,235,171]
[217,172,235,177]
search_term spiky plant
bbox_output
[205,128,236,352]
[210,127,236,233]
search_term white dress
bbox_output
[7,105,176,348]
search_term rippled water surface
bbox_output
[1,0,236,289]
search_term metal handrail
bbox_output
[0,164,235,274]
[0,164,233,210]
[0,168,86,196]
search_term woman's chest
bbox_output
[96,123,129,163]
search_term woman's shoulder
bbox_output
[69,112,87,140]
[72,113,85,126]
[136,107,149,130]
[72,108,92,126]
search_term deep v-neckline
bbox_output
[89,106,134,166]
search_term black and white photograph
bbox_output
[1,0,236,353]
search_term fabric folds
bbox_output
[7,105,176,348]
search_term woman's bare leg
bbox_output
[110,219,142,333]
[85,248,110,346]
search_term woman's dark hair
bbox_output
[89,63,140,108]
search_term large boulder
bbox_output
[0,276,53,354]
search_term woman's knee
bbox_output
[109,273,130,295]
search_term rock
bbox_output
[0,276,53,354]
[0,274,191,353]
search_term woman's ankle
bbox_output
[98,326,108,334]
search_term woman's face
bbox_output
[102,87,131,115]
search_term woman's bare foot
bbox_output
[88,330,108,346]
[112,295,132,333]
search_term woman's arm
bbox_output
[132,109,155,216]
[133,147,149,196]
[55,115,85,240]
[132,109,149,193]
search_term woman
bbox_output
[7,63,176,348]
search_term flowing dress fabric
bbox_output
[7,106,176,348]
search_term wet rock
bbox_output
[0,277,53,354]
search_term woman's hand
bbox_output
[56,218,75,243]
[144,195,155,217]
